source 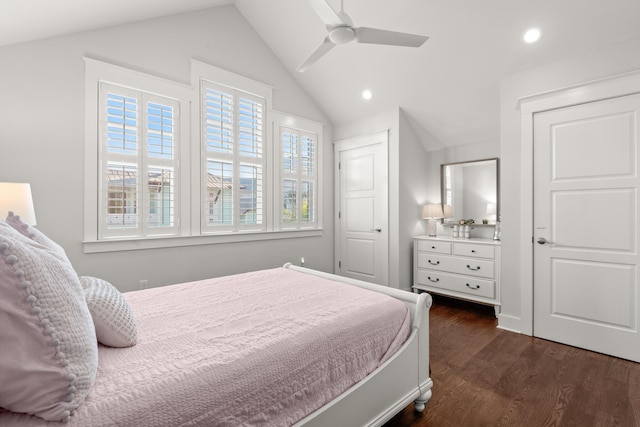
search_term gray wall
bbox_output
[398,110,432,291]
[0,5,334,292]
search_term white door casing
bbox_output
[334,131,389,286]
[533,93,640,362]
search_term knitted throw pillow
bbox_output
[80,276,138,348]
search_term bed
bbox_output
[0,217,432,426]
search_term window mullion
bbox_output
[296,136,303,229]
[140,92,149,237]
[232,100,240,232]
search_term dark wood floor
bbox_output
[383,295,640,427]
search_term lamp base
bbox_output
[427,219,438,237]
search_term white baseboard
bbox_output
[497,313,524,334]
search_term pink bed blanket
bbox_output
[0,267,410,426]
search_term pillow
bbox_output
[6,212,68,260]
[80,276,137,348]
[0,222,98,422]
[6,213,138,347]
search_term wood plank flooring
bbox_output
[383,295,640,427]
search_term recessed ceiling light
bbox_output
[362,89,373,100]
[523,27,542,44]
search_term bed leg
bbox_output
[414,389,432,413]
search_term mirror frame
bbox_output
[440,157,500,224]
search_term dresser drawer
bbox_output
[416,240,452,254]
[453,243,495,259]
[417,253,495,279]
[416,270,495,299]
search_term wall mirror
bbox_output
[441,158,499,224]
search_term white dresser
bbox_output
[413,236,501,314]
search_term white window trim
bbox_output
[83,58,323,254]
[191,59,274,235]
[83,57,192,245]
[82,229,323,253]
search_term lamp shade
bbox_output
[422,204,444,219]
[0,182,37,225]
[443,204,453,218]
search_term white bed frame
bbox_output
[284,264,433,427]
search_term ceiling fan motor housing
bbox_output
[329,25,355,44]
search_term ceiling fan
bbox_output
[297,0,429,73]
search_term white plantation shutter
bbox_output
[144,100,177,234]
[280,127,317,229]
[442,164,454,209]
[201,80,265,233]
[99,82,179,238]
[300,133,316,226]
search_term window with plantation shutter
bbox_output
[99,82,179,238]
[201,80,265,233]
[279,125,318,229]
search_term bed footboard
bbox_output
[284,263,432,427]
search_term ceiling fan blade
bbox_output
[354,27,429,47]
[297,37,335,73]
[307,0,345,28]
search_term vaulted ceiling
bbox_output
[3,0,640,149]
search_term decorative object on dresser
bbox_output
[413,235,501,315]
[493,218,502,241]
[422,203,444,237]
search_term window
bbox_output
[200,81,265,233]
[99,83,180,239]
[84,58,322,252]
[279,126,318,229]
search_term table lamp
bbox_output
[0,182,37,225]
[422,204,443,237]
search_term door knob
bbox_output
[537,237,553,245]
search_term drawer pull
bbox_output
[466,283,480,290]
[466,264,481,271]
[471,249,476,253]
[427,276,440,283]
[431,246,436,249]
[428,260,440,266]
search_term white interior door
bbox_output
[533,93,640,362]
[335,134,388,286]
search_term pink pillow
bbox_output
[0,222,98,422]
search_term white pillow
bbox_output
[6,211,68,260]
[80,276,138,348]
[0,222,98,422]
